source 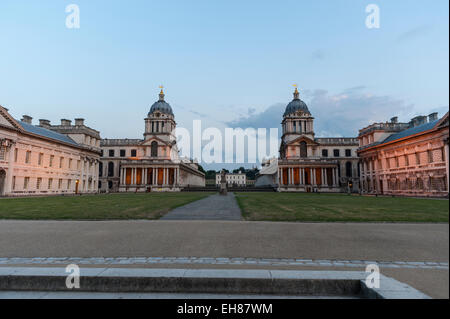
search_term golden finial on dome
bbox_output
[293,84,300,99]
[158,85,165,101]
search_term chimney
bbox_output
[390,116,398,124]
[21,115,33,124]
[428,112,438,122]
[38,119,51,129]
[74,118,85,126]
[410,115,428,127]
[61,119,72,126]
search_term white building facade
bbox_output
[215,172,246,187]
[256,87,360,192]
[99,89,205,192]
[0,106,101,197]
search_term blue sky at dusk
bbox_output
[0,1,448,168]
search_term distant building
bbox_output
[256,87,360,192]
[99,88,205,192]
[0,106,101,196]
[358,112,449,197]
[216,171,246,187]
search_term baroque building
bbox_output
[256,87,360,192]
[0,106,101,196]
[99,88,205,192]
[358,112,449,197]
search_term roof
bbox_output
[284,98,310,117]
[149,100,174,116]
[19,121,79,146]
[381,119,439,144]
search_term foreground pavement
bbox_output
[0,220,447,298]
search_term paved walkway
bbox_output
[161,193,242,220]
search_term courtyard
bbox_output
[0,192,213,220]
[235,192,449,223]
[0,192,448,222]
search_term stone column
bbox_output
[4,144,15,194]
[301,168,305,185]
[445,140,449,193]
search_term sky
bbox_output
[0,0,448,170]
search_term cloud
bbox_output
[226,103,284,133]
[226,88,415,138]
[396,25,431,43]
[304,89,413,137]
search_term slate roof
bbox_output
[381,120,439,144]
[284,98,310,116]
[19,121,79,146]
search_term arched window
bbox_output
[99,162,103,177]
[300,141,307,158]
[151,141,158,157]
[108,162,114,177]
[346,162,352,178]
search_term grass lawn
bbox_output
[0,192,214,220]
[234,192,449,222]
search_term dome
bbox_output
[283,88,310,116]
[149,100,173,116]
[148,88,174,116]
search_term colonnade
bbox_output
[120,166,179,186]
[278,166,339,187]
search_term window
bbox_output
[100,150,104,157]
[405,155,409,167]
[151,141,158,157]
[59,157,64,168]
[69,159,72,169]
[77,160,80,169]
[38,153,43,166]
[58,179,62,189]
[25,151,31,164]
[49,155,54,167]
[300,141,307,158]
[346,162,352,177]
[0,147,5,160]
[345,149,352,157]
[395,157,399,167]
[293,121,296,132]
[99,162,103,177]
[24,177,29,189]
[322,149,328,157]
[14,149,18,162]
[428,150,433,163]
[131,149,137,157]
[120,149,126,157]
[415,153,420,165]
[67,179,71,190]
[12,176,15,190]
[109,150,115,157]
[108,162,114,177]
[48,178,53,189]
[333,149,340,157]
[36,177,42,190]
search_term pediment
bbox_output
[286,135,317,146]
[141,136,170,146]
[0,106,22,130]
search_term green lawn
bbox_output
[235,192,449,222]
[0,192,214,220]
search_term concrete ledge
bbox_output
[0,268,430,299]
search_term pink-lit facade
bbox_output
[358,112,449,197]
